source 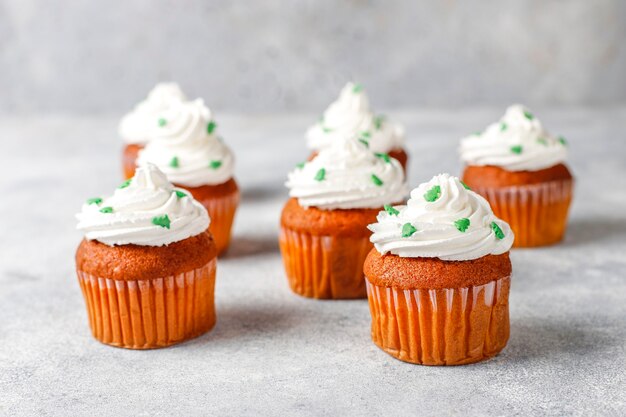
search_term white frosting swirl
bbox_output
[119,83,187,145]
[286,138,408,210]
[306,82,405,154]
[459,104,567,171]
[76,164,209,246]
[136,99,235,187]
[369,173,513,261]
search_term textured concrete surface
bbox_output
[0,108,625,416]
[1,1,626,114]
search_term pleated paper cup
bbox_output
[76,259,217,349]
[190,187,240,255]
[279,226,372,299]
[473,179,573,247]
[366,276,511,365]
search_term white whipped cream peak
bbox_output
[368,173,513,261]
[119,82,187,145]
[459,104,568,172]
[136,98,235,187]
[306,82,405,154]
[76,163,209,247]
[286,137,408,210]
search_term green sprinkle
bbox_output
[99,207,113,214]
[314,168,326,181]
[169,156,179,168]
[473,131,482,136]
[559,136,567,146]
[209,160,222,169]
[523,110,534,120]
[296,162,305,169]
[371,174,383,186]
[500,122,508,131]
[158,118,167,127]
[454,218,470,232]
[537,137,548,146]
[384,205,399,216]
[402,223,417,238]
[375,152,391,163]
[360,131,371,138]
[86,197,102,205]
[511,145,523,154]
[207,120,217,134]
[322,126,333,133]
[152,214,171,229]
[491,222,505,240]
[118,179,132,189]
[460,180,471,190]
[358,138,370,148]
[423,185,441,202]
[352,83,363,93]
[374,115,385,130]
[174,190,187,199]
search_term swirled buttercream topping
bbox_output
[368,173,513,260]
[76,164,209,246]
[306,82,405,154]
[286,138,408,210]
[459,104,567,171]
[136,98,235,187]
[119,83,187,145]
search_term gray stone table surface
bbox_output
[0,108,625,416]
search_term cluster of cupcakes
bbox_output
[75,82,573,365]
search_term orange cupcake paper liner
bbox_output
[195,190,240,255]
[279,227,372,299]
[366,276,510,365]
[76,260,217,349]
[473,179,573,247]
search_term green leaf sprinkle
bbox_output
[352,83,363,93]
[384,205,399,216]
[322,127,333,133]
[118,179,132,189]
[174,190,187,199]
[314,168,326,181]
[152,214,171,229]
[523,110,534,120]
[169,156,179,168]
[209,160,222,169]
[99,207,113,214]
[511,145,523,154]
[207,120,217,134]
[423,185,441,202]
[559,136,567,146]
[500,122,508,131]
[360,131,371,138]
[158,118,167,127]
[460,180,471,190]
[537,137,548,146]
[374,115,385,130]
[375,152,391,163]
[358,138,370,148]
[491,222,505,240]
[86,197,102,205]
[371,174,383,186]
[473,131,482,136]
[402,223,417,238]
[454,218,470,232]
[296,162,305,169]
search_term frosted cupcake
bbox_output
[306,82,408,171]
[76,164,217,349]
[119,83,186,178]
[365,173,514,365]
[459,105,573,247]
[280,137,407,299]
[135,99,239,255]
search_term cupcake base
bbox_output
[366,276,510,365]
[122,144,143,180]
[77,260,217,349]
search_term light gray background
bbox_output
[1,0,626,114]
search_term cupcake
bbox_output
[119,83,187,178]
[280,137,407,299]
[306,82,409,171]
[365,173,514,365]
[135,99,239,255]
[75,164,217,349]
[459,105,573,247]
